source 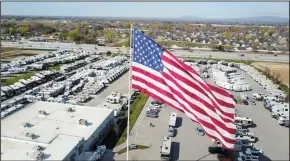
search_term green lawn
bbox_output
[117,145,149,154]
[115,40,130,47]
[48,65,61,71]
[116,93,149,146]
[2,72,35,86]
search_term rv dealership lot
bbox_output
[116,65,289,161]
[231,69,289,160]
[116,99,218,160]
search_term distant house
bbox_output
[97,38,106,46]
[237,47,247,50]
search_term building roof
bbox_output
[1,101,113,160]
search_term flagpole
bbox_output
[126,23,133,161]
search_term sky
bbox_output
[1,2,289,18]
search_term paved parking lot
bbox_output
[116,99,218,160]
[115,66,289,161]
[231,69,289,160]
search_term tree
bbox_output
[68,31,81,41]
[272,72,281,84]
[252,41,259,50]
[268,30,275,37]
[105,31,114,43]
[9,28,16,35]
[265,67,271,77]
[217,45,225,51]
[58,32,68,40]
[84,25,89,35]
[106,51,112,56]
[224,32,232,40]
[246,36,253,41]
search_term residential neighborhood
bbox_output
[1,16,289,52]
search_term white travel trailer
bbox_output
[160,137,172,161]
[235,135,256,142]
[278,116,289,126]
[271,105,289,118]
[169,112,177,127]
[235,117,253,127]
[1,72,11,77]
[106,92,121,104]
[252,93,262,101]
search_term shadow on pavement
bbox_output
[100,149,116,161]
[171,142,180,161]
[174,128,178,137]
[175,117,183,128]
[259,154,272,161]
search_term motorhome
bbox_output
[1,72,11,77]
[169,112,177,127]
[252,93,262,101]
[271,104,289,118]
[1,91,7,101]
[160,137,172,161]
[235,134,256,142]
[106,92,121,104]
[278,116,289,126]
[234,117,253,127]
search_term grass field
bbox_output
[252,62,289,85]
[1,72,36,86]
[116,93,149,146]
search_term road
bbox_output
[1,41,289,63]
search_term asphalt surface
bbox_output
[2,41,289,63]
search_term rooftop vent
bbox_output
[22,122,32,128]
[67,107,75,112]
[79,119,87,125]
[33,145,43,151]
[38,110,47,115]
[25,132,35,139]
[30,151,44,160]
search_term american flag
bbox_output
[131,28,237,149]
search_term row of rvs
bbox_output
[1,51,56,72]
[212,68,251,92]
[1,71,61,101]
[238,64,285,94]
[61,60,87,73]
[1,97,28,119]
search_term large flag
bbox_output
[131,28,236,149]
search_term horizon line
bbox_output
[2,14,289,19]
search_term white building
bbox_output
[1,101,114,161]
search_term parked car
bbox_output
[196,127,205,136]
[146,111,158,118]
[243,100,249,105]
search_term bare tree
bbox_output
[272,72,281,84]
[264,67,271,77]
